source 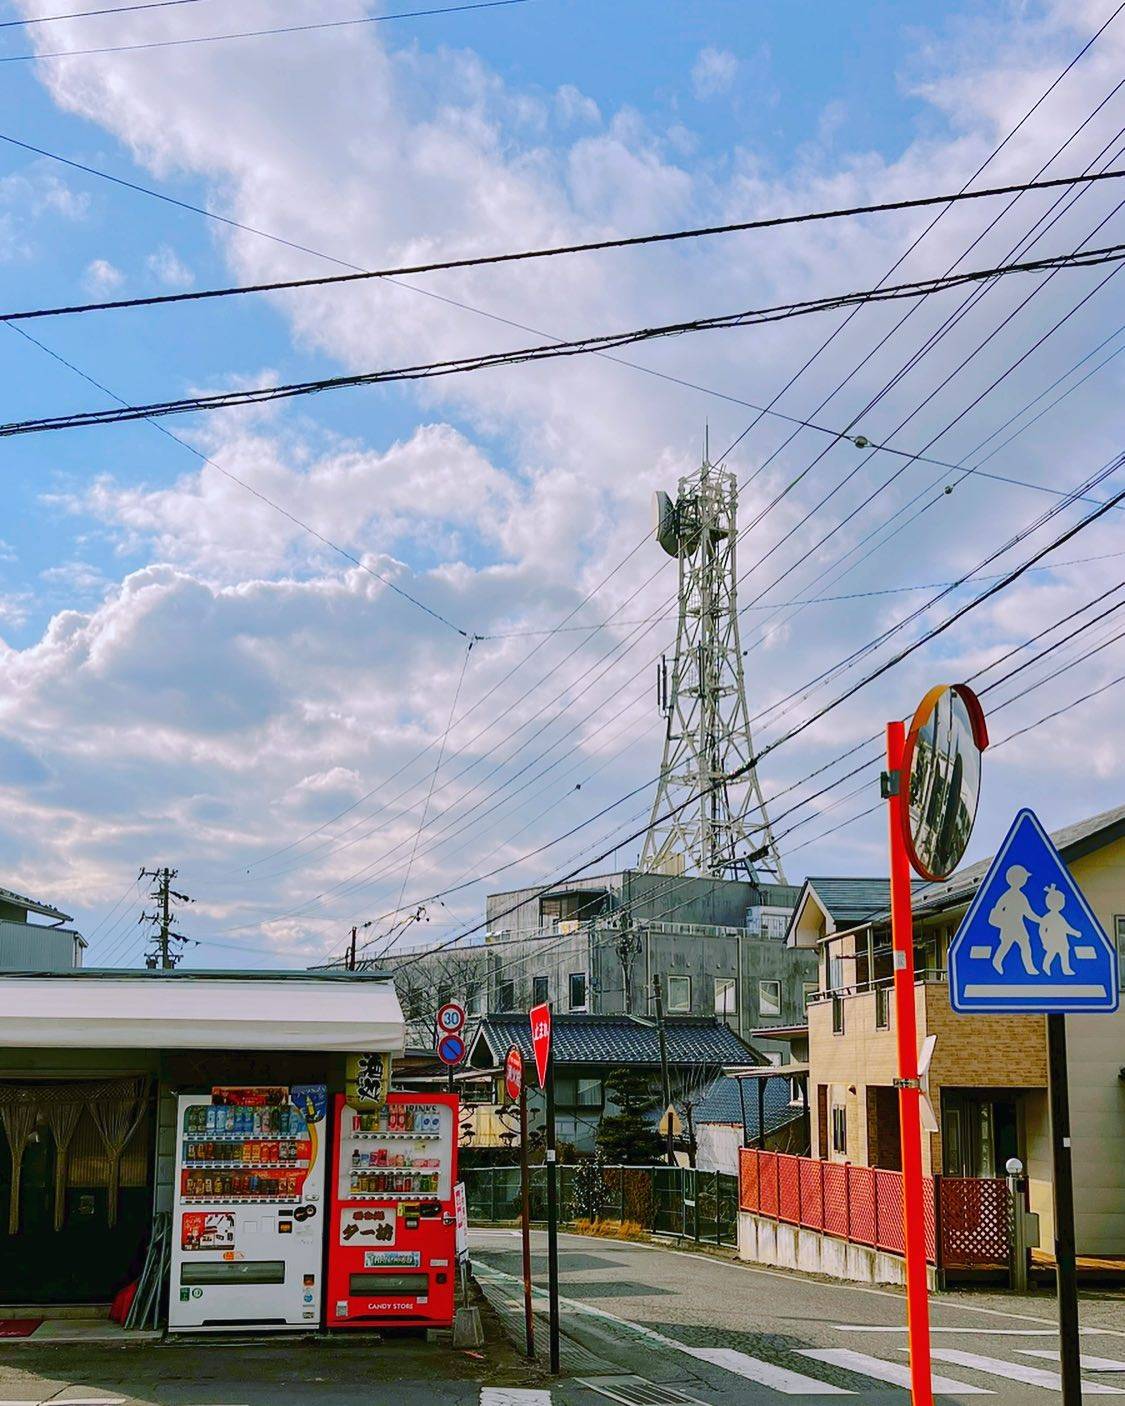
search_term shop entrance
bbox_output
[0,1077,154,1306]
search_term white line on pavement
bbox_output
[682,1346,851,1395]
[480,1390,553,1405]
[835,1326,1099,1336]
[927,1348,1125,1394]
[1020,1351,1125,1371]
[537,1232,1125,1338]
[801,1348,991,1394]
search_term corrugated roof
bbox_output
[0,967,393,982]
[0,885,70,923]
[472,1013,753,1068]
[682,1072,799,1138]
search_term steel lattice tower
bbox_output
[640,447,785,882]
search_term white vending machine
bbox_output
[169,1084,327,1332]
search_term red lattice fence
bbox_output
[739,1148,1004,1267]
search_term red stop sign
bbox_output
[504,1045,523,1102]
[530,1001,551,1088]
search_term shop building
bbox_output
[0,969,405,1318]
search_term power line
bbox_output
[0,0,535,61]
[6,241,1124,439]
[7,169,1125,326]
[0,0,222,25]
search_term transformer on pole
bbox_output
[640,442,785,883]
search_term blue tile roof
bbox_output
[472,1013,754,1069]
[681,1073,798,1139]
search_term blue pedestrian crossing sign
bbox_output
[949,808,1119,1014]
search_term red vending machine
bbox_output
[327,1091,459,1329]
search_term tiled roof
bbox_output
[472,1013,754,1068]
[913,802,1125,917]
[804,877,896,924]
[0,885,70,923]
[680,1072,799,1139]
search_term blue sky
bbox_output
[0,0,1122,969]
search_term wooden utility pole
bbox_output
[653,975,675,1166]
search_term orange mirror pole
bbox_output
[886,718,935,1406]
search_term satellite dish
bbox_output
[900,683,989,881]
[652,490,680,557]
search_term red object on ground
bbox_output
[0,1319,42,1337]
[109,1281,138,1324]
[886,718,934,1406]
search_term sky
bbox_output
[0,0,1122,972]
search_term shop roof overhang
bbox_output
[0,969,405,1052]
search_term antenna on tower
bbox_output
[640,440,785,883]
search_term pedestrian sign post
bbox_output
[949,807,1118,1406]
[949,807,1119,1014]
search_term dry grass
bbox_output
[571,1217,649,1242]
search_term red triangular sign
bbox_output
[529,1001,551,1088]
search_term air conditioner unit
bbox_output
[558,919,580,934]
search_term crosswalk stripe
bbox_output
[800,1348,992,1393]
[479,1390,553,1405]
[1020,1350,1125,1372]
[929,1348,1125,1393]
[682,1346,852,1395]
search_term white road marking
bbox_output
[480,1390,553,1405]
[536,1229,1125,1337]
[928,1348,1125,1393]
[1020,1350,1125,1371]
[478,1266,848,1394]
[801,1347,992,1393]
[682,1346,851,1395]
[836,1325,1097,1336]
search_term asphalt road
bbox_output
[471,1227,1125,1404]
[0,1233,1119,1405]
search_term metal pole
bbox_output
[544,1032,561,1375]
[886,720,934,1406]
[519,1084,534,1360]
[653,975,675,1166]
[737,1074,749,1147]
[1047,1013,1082,1406]
[757,1076,766,1151]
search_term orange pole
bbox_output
[886,719,934,1406]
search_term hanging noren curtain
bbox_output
[0,1098,40,1235]
[42,1101,82,1232]
[88,1077,149,1228]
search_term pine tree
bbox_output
[596,1067,664,1165]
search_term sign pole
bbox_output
[544,1029,561,1375]
[886,719,934,1406]
[1046,1013,1082,1406]
[519,1082,535,1360]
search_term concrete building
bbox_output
[789,805,1125,1257]
[391,870,816,1062]
[0,885,85,971]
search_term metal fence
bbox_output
[739,1148,1010,1269]
[463,1164,739,1248]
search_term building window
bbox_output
[568,972,587,1011]
[832,994,845,1035]
[832,1104,847,1155]
[714,977,737,1016]
[828,953,845,992]
[666,975,692,1012]
[875,984,892,1029]
[465,982,482,1016]
[758,979,781,1018]
[496,979,514,1012]
[789,1077,804,1107]
[532,974,549,1007]
[803,981,818,1009]
[555,1076,603,1108]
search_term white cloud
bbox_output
[146,243,194,288]
[83,258,124,292]
[3,0,1123,961]
[691,46,739,100]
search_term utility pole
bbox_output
[652,975,675,1166]
[139,867,193,969]
[347,926,358,971]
